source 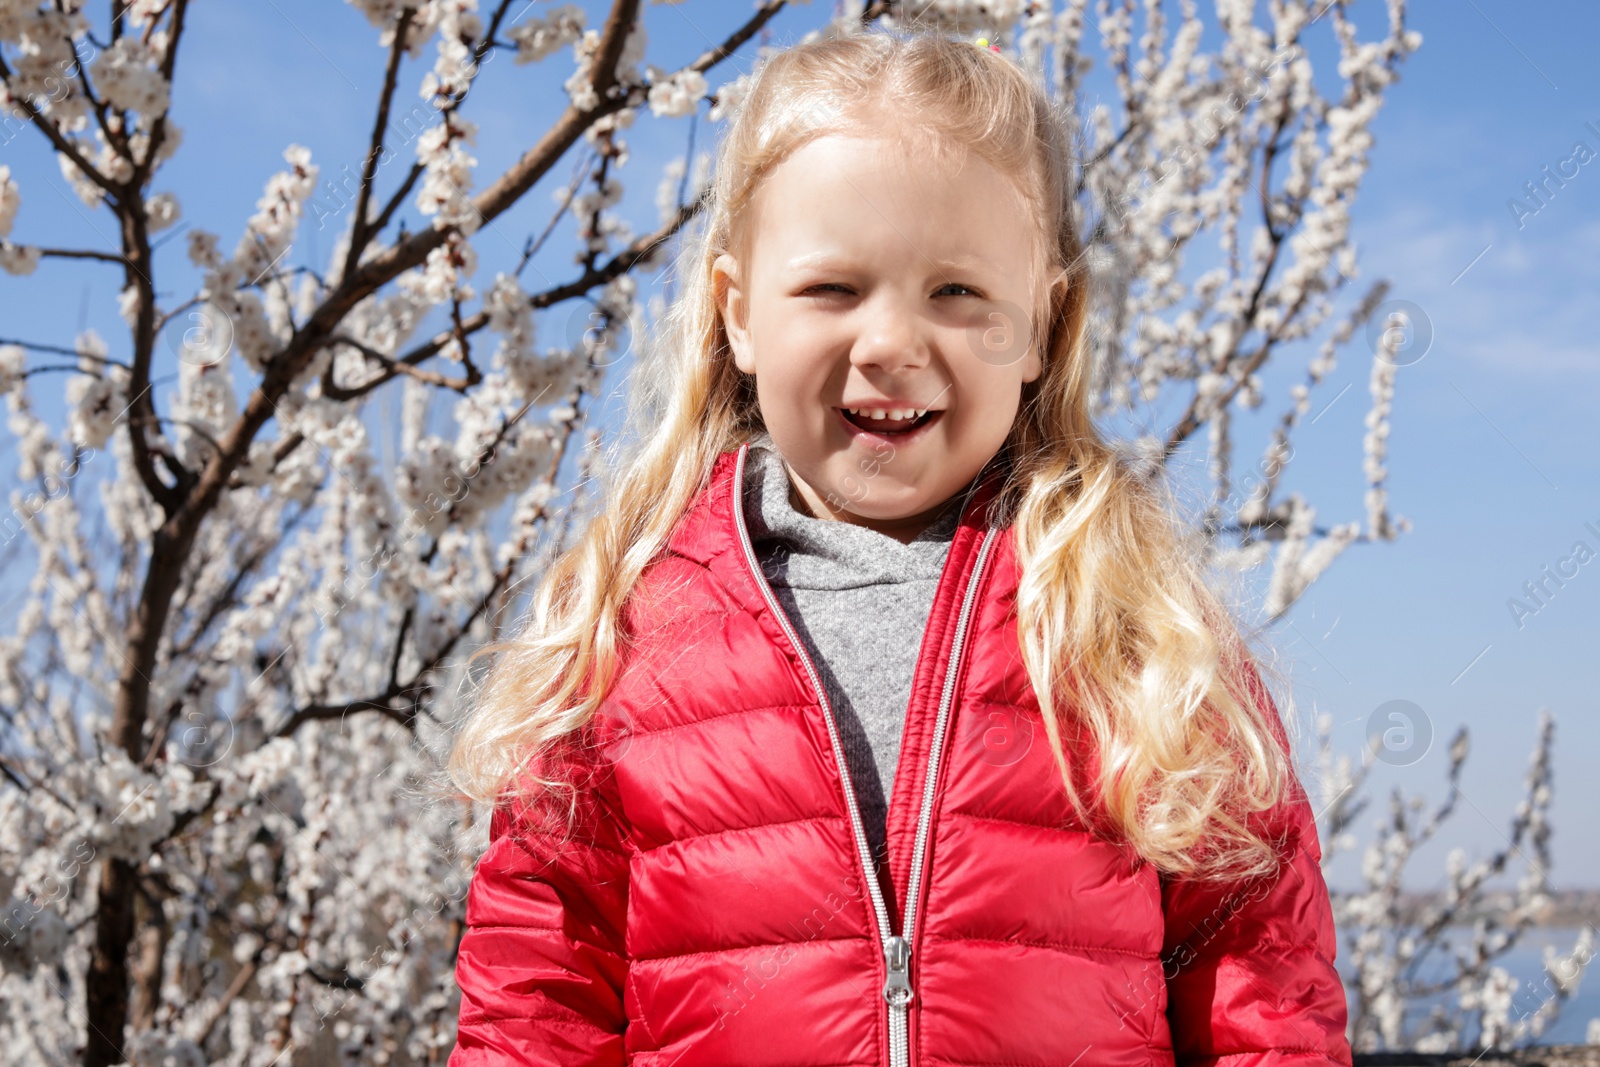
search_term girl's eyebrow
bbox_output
[784,251,855,272]
[784,250,998,275]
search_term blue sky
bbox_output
[1,0,1596,891]
[1243,0,1600,892]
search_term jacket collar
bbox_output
[665,441,1011,597]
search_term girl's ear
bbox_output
[1021,274,1069,385]
[1024,271,1075,383]
[713,252,756,375]
[1021,342,1043,385]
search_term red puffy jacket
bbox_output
[451,442,1351,1067]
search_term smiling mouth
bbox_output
[838,407,942,434]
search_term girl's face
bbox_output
[714,126,1048,543]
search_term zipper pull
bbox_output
[882,935,914,1007]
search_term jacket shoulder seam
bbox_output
[622,701,815,744]
[631,933,869,966]
[626,554,746,621]
[495,825,634,861]
[924,933,1156,960]
[654,547,744,603]
[637,812,839,855]
[944,811,1079,836]
[459,1010,617,1033]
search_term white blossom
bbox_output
[0,164,18,237]
[145,191,181,232]
[0,240,38,275]
[91,36,171,122]
[0,896,67,975]
[1318,711,1585,1053]
[646,66,707,118]
[509,4,586,65]
[708,70,752,123]
[233,144,319,282]
[414,115,480,232]
[64,331,125,448]
[564,19,647,111]
[421,0,483,104]
[0,344,24,397]
[186,228,222,269]
[890,0,1028,34]
[399,233,478,308]
[121,0,172,28]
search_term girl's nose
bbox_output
[848,296,932,374]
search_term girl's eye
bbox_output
[801,282,983,297]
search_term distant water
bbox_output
[1334,926,1599,1047]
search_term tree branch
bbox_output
[0,55,124,204]
[345,5,417,281]
[320,334,477,400]
[368,160,427,243]
[37,246,131,264]
[129,0,188,187]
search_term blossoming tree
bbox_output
[1315,713,1594,1053]
[0,1,1475,1064]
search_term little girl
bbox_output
[446,28,1349,1067]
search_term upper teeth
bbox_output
[847,407,927,420]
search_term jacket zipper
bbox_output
[731,444,1000,1067]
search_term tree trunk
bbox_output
[84,858,138,1067]
[128,885,170,1033]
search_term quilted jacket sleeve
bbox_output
[450,738,632,1066]
[1160,656,1351,1067]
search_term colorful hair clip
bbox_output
[974,36,1001,52]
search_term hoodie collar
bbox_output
[665,441,1010,603]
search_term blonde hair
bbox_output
[448,28,1297,881]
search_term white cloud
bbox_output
[1356,203,1600,377]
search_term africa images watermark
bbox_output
[0,38,100,148]
[304,38,511,234]
[316,441,500,626]
[0,446,97,551]
[1505,517,1600,630]
[306,98,449,232]
[2,840,97,950]
[707,865,871,1034]
[1101,43,1299,246]
[1115,855,1301,1035]
[1506,119,1600,230]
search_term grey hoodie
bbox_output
[741,437,962,870]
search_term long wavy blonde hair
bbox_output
[448,28,1298,881]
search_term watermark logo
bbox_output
[964,297,1034,368]
[970,705,1035,768]
[173,705,238,770]
[165,301,235,367]
[1367,299,1433,367]
[565,300,633,369]
[1365,699,1433,767]
[599,700,637,763]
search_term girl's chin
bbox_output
[814,476,956,524]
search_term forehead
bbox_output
[743,131,1039,278]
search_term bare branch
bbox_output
[345,5,418,280]
[36,246,131,264]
